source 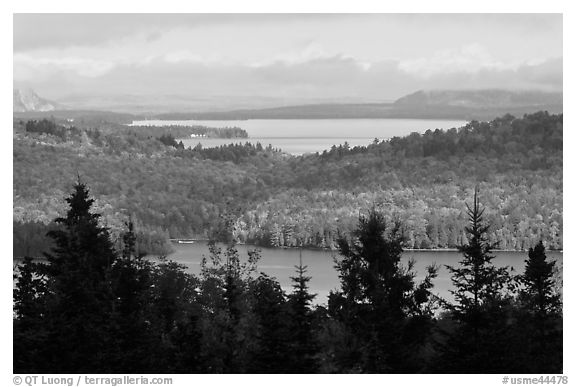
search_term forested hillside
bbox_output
[14,183,563,373]
[13,112,562,256]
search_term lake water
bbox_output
[130,119,467,155]
[13,242,563,306]
[164,241,563,306]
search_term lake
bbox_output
[130,118,467,155]
[163,241,563,305]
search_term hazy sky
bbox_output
[13,14,563,107]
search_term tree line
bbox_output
[14,182,562,373]
[17,119,248,139]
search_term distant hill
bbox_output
[13,89,62,113]
[13,89,562,121]
[155,103,395,120]
[156,89,562,121]
[393,89,562,109]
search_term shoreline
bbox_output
[167,240,563,254]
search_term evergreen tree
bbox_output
[438,187,514,373]
[327,208,438,372]
[198,241,260,372]
[446,188,510,326]
[13,257,47,323]
[14,181,204,373]
[286,250,317,372]
[108,220,160,372]
[149,258,203,373]
[13,257,49,373]
[520,241,561,317]
[43,180,119,372]
[248,274,290,373]
[14,180,120,373]
[514,241,562,373]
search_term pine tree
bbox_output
[515,241,562,373]
[446,187,510,327]
[286,249,317,372]
[13,257,49,373]
[45,179,117,281]
[42,179,118,372]
[249,274,289,373]
[109,220,159,372]
[13,257,47,322]
[328,208,438,372]
[521,241,561,318]
[198,241,260,372]
[439,187,514,373]
[14,180,120,373]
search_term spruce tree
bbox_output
[45,179,117,282]
[109,220,159,372]
[446,187,510,327]
[286,249,317,372]
[439,187,513,373]
[198,240,260,372]
[14,180,121,373]
[42,179,118,372]
[521,241,561,318]
[516,241,562,373]
[13,257,49,373]
[249,274,289,373]
[328,208,438,372]
[13,257,47,323]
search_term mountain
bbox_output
[12,88,562,121]
[393,89,563,109]
[155,103,395,120]
[13,89,62,112]
[155,89,562,121]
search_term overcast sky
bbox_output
[13,14,563,106]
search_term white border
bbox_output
[3,2,572,385]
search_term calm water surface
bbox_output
[164,241,563,305]
[131,119,467,155]
[13,242,562,305]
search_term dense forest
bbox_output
[13,112,562,256]
[13,182,562,373]
[126,124,248,139]
[15,118,248,139]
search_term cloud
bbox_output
[14,53,116,79]
[13,14,336,52]
[15,53,562,108]
[13,15,562,108]
[516,57,563,87]
[421,57,563,91]
[398,44,510,77]
[251,42,334,67]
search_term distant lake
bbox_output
[163,241,563,305]
[130,119,467,155]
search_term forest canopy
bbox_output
[13,182,562,373]
[13,111,562,256]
